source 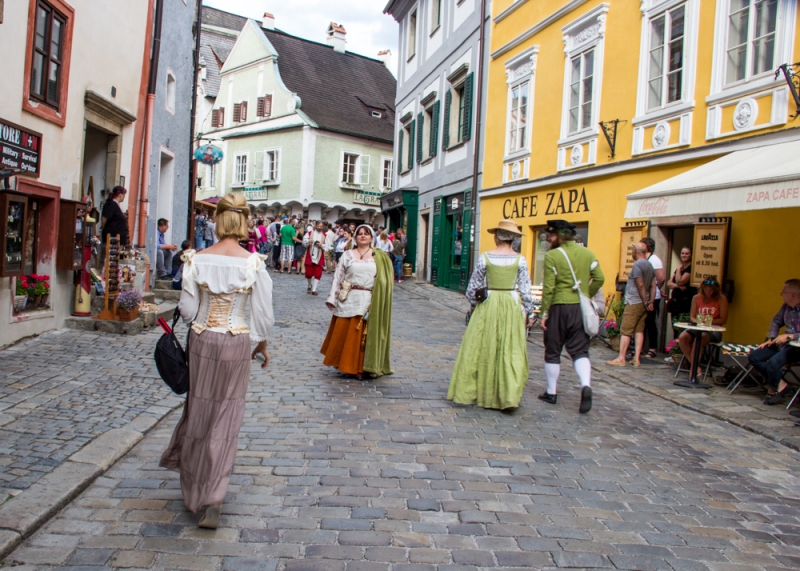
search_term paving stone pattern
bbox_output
[0,329,182,501]
[3,275,800,570]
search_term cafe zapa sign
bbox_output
[0,119,41,177]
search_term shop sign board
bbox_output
[244,187,267,201]
[618,224,647,282]
[691,222,728,287]
[353,190,381,206]
[446,192,464,214]
[0,118,41,177]
[502,188,589,219]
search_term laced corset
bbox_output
[191,284,252,336]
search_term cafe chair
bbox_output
[721,344,762,394]
[673,342,723,384]
[781,363,800,409]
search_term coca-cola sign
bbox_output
[637,197,670,217]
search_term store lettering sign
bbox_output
[0,119,41,177]
[745,186,800,204]
[691,222,728,287]
[243,187,267,201]
[503,188,589,219]
[353,190,381,206]
[637,197,670,217]
[618,225,646,282]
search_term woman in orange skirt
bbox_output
[322,225,393,379]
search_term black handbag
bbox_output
[154,307,190,395]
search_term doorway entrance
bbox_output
[157,150,175,244]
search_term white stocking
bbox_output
[545,363,560,395]
[574,358,592,388]
[311,277,318,292]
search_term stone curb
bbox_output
[599,368,800,453]
[0,409,182,560]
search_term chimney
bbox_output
[378,49,393,68]
[263,12,275,30]
[326,22,347,53]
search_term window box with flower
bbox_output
[14,274,51,311]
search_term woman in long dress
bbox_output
[321,225,393,379]
[447,220,536,410]
[160,193,274,529]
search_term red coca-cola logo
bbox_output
[638,197,670,217]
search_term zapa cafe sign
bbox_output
[502,188,589,219]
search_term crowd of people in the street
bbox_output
[159,194,800,532]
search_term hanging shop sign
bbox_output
[0,119,41,177]
[353,190,381,206]
[691,220,729,287]
[618,222,648,282]
[243,187,267,201]
[194,144,223,165]
[445,192,465,214]
[502,188,589,219]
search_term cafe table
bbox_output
[672,322,727,389]
[790,340,800,348]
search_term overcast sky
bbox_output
[203,0,399,73]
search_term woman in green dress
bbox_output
[447,220,536,410]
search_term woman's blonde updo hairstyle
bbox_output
[215,193,249,240]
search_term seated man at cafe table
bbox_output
[749,279,800,405]
[156,218,179,279]
[677,278,728,369]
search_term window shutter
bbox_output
[264,94,273,117]
[416,112,424,164]
[430,101,440,158]
[398,129,404,173]
[257,97,265,118]
[408,120,415,167]
[359,155,371,185]
[462,72,474,141]
[443,90,452,150]
[219,107,225,126]
[254,150,265,181]
[233,103,241,123]
[241,101,248,122]
[211,109,219,128]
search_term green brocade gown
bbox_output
[447,255,529,410]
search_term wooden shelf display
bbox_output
[95,234,121,321]
[57,200,89,271]
[0,191,29,278]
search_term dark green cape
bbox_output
[363,249,394,376]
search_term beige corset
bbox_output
[191,284,251,335]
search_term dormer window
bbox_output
[372,110,382,118]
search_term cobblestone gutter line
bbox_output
[404,282,800,454]
[0,405,184,559]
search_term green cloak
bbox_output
[363,249,394,376]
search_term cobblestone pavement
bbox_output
[3,274,800,570]
[0,329,182,502]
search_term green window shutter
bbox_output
[430,101,440,157]
[398,129,403,173]
[460,208,472,274]
[462,72,474,142]
[431,199,442,286]
[416,112,424,163]
[443,90,452,151]
[408,120,415,167]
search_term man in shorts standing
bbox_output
[279,219,296,274]
[607,242,655,367]
[538,220,604,414]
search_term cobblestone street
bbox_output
[2,274,800,570]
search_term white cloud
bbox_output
[203,0,398,73]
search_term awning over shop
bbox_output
[625,139,800,218]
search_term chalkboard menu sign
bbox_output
[0,119,41,177]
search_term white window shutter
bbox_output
[271,151,280,181]
[359,155,371,185]
[254,150,265,181]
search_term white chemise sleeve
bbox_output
[178,250,199,324]
[250,265,275,342]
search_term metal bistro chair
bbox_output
[720,344,761,394]
[674,340,723,384]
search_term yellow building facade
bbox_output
[480,0,800,344]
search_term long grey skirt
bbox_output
[160,329,251,513]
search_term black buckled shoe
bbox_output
[538,391,557,405]
[579,386,592,414]
[763,386,790,405]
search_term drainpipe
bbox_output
[187,0,203,242]
[468,0,488,272]
[127,0,156,245]
[137,0,165,247]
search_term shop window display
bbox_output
[1,191,28,277]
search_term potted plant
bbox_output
[116,289,143,321]
[604,320,621,352]
[666,339,683,366]
[24,274,51,309]
[14,276,29,312]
